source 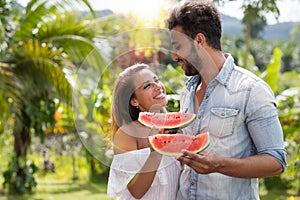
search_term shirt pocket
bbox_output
[209,107,239,138]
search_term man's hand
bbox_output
[177,150,283,178]
[176,150,222,174]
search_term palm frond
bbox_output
[15,58,72,104]
[11,39,72,103]
[14,8,106,73]
[14,1,57,41]
[26,0,95,15]
[15,0,95,41]
[37,11,96,40]
[50,35,106,72]
[0,62,22,133]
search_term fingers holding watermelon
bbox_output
[148,126,159,136]
[148,126,167,136]
[177,150,222,174]
[147,124,180,136]
[165,128,180,134]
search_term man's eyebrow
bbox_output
[171,41,179,46]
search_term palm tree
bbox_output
[0,0,106,193]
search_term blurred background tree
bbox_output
[0,0,106,194]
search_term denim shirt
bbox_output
[179,54,286,200]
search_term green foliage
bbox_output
[3,157,39,194]
[0,129,13,183]
[258,47,300,196]
[160,64,187,112]
[160,64,187,95]
[262,47,281,94]
[27,99,56,142]
[276,85,300,195]
[0,0,105,195]
[222,36,300,73]
[94,70,113,129]
[78,122,112,178]
[237,48,261,75]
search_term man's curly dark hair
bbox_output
[165,1,222,51]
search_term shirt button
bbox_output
[191,182,195,185]
[221,113,225,116]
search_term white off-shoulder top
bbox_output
[107,148,182,200]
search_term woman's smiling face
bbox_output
[130,68,167,112]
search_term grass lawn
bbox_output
[0,177,298,200]
[0,178,115,200]
[0,154,115,200]
[260,188,299,200]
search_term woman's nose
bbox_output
[172,53,179,62]
[153,82,162,90]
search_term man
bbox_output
[165,1,286,199]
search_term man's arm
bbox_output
[176,150,283,178]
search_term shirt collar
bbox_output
[186,74,200,91]
[214,53,235,86]
[185,54,235,90]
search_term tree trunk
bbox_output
[13,125,30,159]
[8,105,33,193]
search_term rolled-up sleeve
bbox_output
[246,81,287,171]
[260,149,287,171]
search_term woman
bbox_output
[107,63,181,199]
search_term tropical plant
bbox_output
[212,0,280,69]
[0,0,106,194]
[257,47,300,196]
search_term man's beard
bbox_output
[184,60,199,76]
[183,44,202,76]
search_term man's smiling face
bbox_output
[171,26,199,76]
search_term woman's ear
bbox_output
[130,98,139,107]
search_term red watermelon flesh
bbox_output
[148,133,209,156]
[138,112,196,129]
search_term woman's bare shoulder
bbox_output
[113,123,138,154]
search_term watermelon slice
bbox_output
[138,112,196,129]
[148,133,209,156]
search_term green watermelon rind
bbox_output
[138,112,196,129]
[148,133,210,157]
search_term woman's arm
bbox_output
[113,127,162,199]
[127,150,162,199]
